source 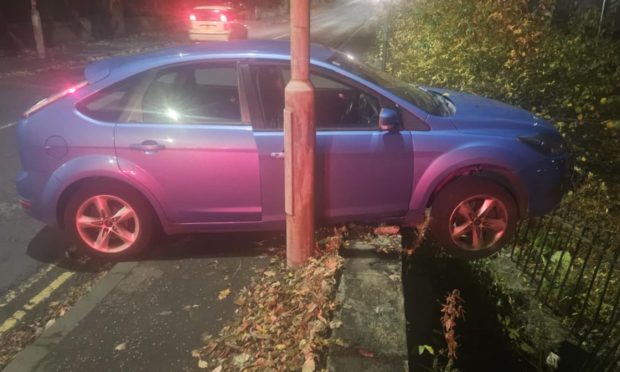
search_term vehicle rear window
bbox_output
[192,8,233,21]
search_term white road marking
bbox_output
[0,122,16,130]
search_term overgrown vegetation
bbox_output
[381,0,620,210]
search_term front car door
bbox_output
[80,61,262,224]
[245,62,414,224]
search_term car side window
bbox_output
[140,63,241,124]
[252,65,381,130]
[76,74,143,122]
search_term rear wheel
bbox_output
[430,177,518,259]
[64,182,155,259]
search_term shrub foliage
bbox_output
[382,0,620,203]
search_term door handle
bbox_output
[129,140,165,152]
[270,151,285,159]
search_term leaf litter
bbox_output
[192,227,346,371]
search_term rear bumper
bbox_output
[15,170,59,227]
[188,31,230,41]
[518,154,571,217]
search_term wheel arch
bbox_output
[426,165,528,218]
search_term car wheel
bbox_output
[64,182,155,259]
[430,177,518,259]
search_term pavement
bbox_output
[3,233,408,372]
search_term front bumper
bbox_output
[517,154,572,217]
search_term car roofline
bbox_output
[84,40,335,83]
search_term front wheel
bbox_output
[64,182,156,259]
[430,177,518,259]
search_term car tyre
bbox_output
[430,177,518,259]
[64,182,156,259]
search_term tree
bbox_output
[31,0,45,58]
[108,0,125,38]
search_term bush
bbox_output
[381,0,620,207]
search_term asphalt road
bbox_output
[0,0,379,366]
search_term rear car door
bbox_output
[79,61,262,224]
[246,62,414,224]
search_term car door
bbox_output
[246,62,414,224]
[111,61,262,224]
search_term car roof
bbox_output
[84,40,336,83]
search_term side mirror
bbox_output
[378,108,401,132]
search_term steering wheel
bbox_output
[357,94,380,127]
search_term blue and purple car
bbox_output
[16,40,570,259]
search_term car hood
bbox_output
[426,87,552,131]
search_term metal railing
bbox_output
[510,187,620,371]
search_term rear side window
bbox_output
[76,74,142,122]
[140,63,241,124]
[77,63,242,125]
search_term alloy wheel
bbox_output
[449,195,508,251]
[75,194,140,253]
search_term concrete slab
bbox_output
[327,240,408,371]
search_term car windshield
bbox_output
[328,53,454,116]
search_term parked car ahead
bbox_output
[188,5,248,41]
[16,40,570,260]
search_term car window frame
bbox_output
[245,60,393,132]
[77,60,251,126]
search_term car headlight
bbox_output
[518,133,568,156]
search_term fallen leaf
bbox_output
[198,359,208,369]
[324,256,341,271]
[114,342,127,351]
[301,357,315,372]
[374,226,399,235]
[158,310,173,316]
[234,296,246,306]
[211,366,222,372]
[329,319,342,329]
[44,319,56,330]
[218,288,231,300]
[191,349,200,357]
[358,348,375,358]
[263,270,276,277]
[233,353,250,367]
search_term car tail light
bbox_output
[189,13,196,21]
[220,14,228,22]
[23,80,88,118]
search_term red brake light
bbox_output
[23,81,88,118]
[220,14,228,22]
[189,13,196,21]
